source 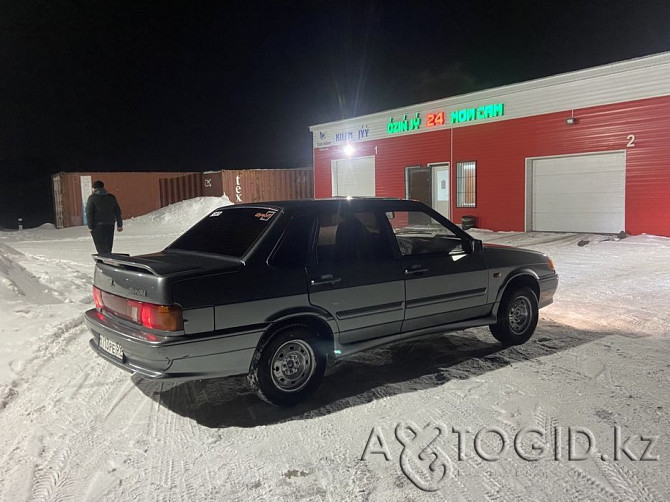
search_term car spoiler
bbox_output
[93,254,159,274]
[92,252,245,277]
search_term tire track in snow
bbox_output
[0,319,87,413]
[596,462,665,501]
[0,431,43,502]
[30,444,75,502]
[527,405,666,502]
[530,406,619,501]
[0,242,63,305]
[140,382,213,502]
[101,379,138,422]
[0,323,132,501]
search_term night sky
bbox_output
[2,1,670,227]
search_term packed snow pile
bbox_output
[0,200,668,501]
[129,195,232,229]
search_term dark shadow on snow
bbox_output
[133,319,616,429]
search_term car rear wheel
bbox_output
[247,325,327,406]
[489,287,538,345]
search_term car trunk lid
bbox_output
[93,251,244,305]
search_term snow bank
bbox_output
[129,195,232,229]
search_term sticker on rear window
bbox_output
[254,210,277,221]
[209,211,222,217]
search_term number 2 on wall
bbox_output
[627,134,635,147]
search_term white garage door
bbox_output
[529,152,626,233]
[331,156,375,197]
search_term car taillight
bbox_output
[140,304,183,331]
[92,286,183,331]
[93,286,104,310]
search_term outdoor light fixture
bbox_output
[566,117,577,125]
[343,144,355,156]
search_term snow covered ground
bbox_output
[0,196,668,501]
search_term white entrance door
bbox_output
[528,152,626,233]
[431,163,450,219]
[331,156,375,197]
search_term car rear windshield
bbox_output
[167,207,279,258]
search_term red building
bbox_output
[309,52,670,237]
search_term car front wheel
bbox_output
[247,325,327,406]
[489,287,538,345]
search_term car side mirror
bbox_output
[463,239,483,253]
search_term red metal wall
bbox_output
[314,95,670,236]
[314,131,451,200]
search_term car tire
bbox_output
[489,287,539,346]
[247,325,327,406]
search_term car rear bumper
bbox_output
[85,309,262,381]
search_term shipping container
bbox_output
[52,169,314,228]
[220,169,313,204]
[310,52,670,237]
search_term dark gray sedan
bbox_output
[85,198,558,406]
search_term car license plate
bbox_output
[99,335,124,360]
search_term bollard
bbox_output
[18,218,23,230]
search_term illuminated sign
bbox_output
[451,103,504,124]
[426,111,445,128]
[387,113,421,134]
[385,104,503,134]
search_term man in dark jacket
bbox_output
[85,180,123,254]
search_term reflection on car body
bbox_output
[85,198,558,406]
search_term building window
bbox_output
[456,161,476,207]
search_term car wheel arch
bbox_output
[495,270,540,311]
[253,313,335,364]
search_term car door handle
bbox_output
[310,274,342,286]
[404,266,429,275]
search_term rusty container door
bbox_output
[222,169,313,204]
[159,173,203,207]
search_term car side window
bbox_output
[270,215,315,269]
[386,210,465,256]
[316,210,393,264]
